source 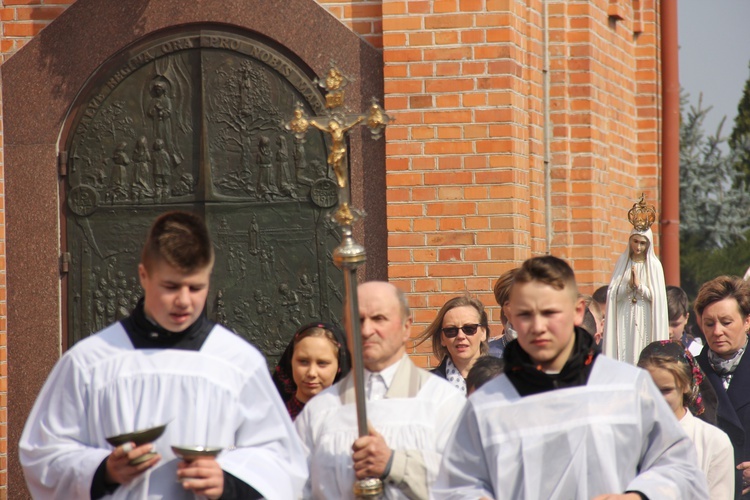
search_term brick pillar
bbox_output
[383,0,551,366]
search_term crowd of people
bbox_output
[16,209,750,499]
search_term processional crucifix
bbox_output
[287,66,392,499]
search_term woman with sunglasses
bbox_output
[273,321,352,420]
[416,295,490,395]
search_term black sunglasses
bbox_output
[441,324,483,338]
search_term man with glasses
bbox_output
[295,281,466,499]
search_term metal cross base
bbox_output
[353,477,384,499]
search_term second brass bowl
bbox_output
[171,445,223,462]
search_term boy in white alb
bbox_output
[434,256,708,499]
[20,211,307,499]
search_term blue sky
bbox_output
[679,0,750,139]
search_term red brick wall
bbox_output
[316,0,384,48]
[0,0,663,493]
[383,0,539,363]
[381,0,661,367]
[547,0,657,286]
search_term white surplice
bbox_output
[295,355,465,499]
[19,322,307,500]
[433,355,708,499]
[680,410,735,500]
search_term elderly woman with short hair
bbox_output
[694,275,750,498]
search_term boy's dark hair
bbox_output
[592,285,608,305]
[141,211,214,273]
[666,285,689,321]
[493,269,518,324]
[694,276,750,317]
[580,294,603,323]
[466,356,504,393]
[512,255,578,298]
[580,307,597,338]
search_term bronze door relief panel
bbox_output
[63,28,343,363]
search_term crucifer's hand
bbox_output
[105,442,160,486]
[351,426,392,480]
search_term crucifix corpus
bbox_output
[286,65,392,499]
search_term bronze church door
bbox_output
[62,27,343,362]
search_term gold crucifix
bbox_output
[286,65,391,226]
[285,64,392,500]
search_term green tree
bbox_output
[679,94,750,298]
[680,96,750,248]
[729,63,750,183]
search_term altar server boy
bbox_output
[434,255,708,500]
[20,211,307,500]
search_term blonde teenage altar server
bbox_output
[604,195,669,364]
[19,212,307,500]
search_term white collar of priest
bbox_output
[364,354,407,391]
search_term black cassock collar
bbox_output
[120,298,215,351]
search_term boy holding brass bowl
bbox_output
[20,211,307,499]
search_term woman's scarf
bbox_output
[639,340,707,417]
[707,338,748,390]
[445,357,467,395]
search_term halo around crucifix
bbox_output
[285,63,392,500]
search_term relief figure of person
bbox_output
[147,77,181,164]
[248,215,260,256]
[293,139,312,185]
[256,136,279,200]
[276,135,296,198]
[298,273,316,317]
[131,136,154,202]
[152,139,172,202]
[108,142,130,203]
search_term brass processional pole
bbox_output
[286,65,392,499]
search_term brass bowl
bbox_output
[105,423,169,465]
[171,445,223,462]
[106,423,169,447]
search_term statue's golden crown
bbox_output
[627,194,657,232]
